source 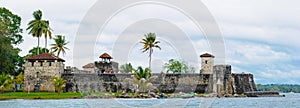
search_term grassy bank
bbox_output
[0,92,82,100]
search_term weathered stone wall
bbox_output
[62,73,210,93]
[24,61,64,92]
[62,71,257,95]
[231,73,257,94]
[213,65,233,95]
[201,57,214,74]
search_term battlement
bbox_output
[25,60,64,67]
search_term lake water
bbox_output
[0,93,299,108]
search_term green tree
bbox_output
[0,74,13,93]
[51,35,69,57]
[26,10,52,55]
[133,66,152,80]
[140,33,161,69]
[27,47,49,57]
[51,77,66,94]
[0,7,23,44]
[0,8,24,75]
[164,59,195,74]
[119,63,134,73]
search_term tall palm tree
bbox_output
[51,35,69,57]
[26,10,52,55]
[43,20,52,49]
[140,33,161,69]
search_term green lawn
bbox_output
[0,92,82,100]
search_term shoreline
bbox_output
[0,92,287,101]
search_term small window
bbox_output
[49,62,52,66]
[40,62,43,66]
[36,72,40,78]
[31,62,34,66]
[205,60,208,64]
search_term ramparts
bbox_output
[62,72,256,95]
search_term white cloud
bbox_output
[2,0,300,83]
[225,40,291,65]
[259,69,300,84]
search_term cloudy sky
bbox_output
[1,0,300,84]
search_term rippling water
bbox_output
[0,93,299,108]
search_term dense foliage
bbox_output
[27,47,49,57]
[0,7,23,44]
[119,63,134,73]
[0,74,13,93]
[0,7,24,75]
[133,66,152,80]
[256,84,300,93]
[164,59,195,73]
[51,77,66,94]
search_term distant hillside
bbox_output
[256,84,300,93]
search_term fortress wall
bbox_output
[231,73,257,94]
[62,72,256,95]
[62,73,210,93]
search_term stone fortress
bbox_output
[24,52,257,96]
[24,53,65,92]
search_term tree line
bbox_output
[256,84,300,93]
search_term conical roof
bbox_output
[200,53,215,58]
[99,53,113,59]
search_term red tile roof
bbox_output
[26,53,65,62]
[82,63,94,68]
[200,53,215,58]
[99,53,113,59]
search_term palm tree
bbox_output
[140,33,161,69]
[26,10,52,55]
[133,66,152,80]
[42,20,52,49]
[120,63,134,73]
[123,76,157,94]
[14,73,24,90]
[123,67,157,95]
[51,35,69,57]
[51,77,66,94]
[0,74,13,93]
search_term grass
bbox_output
[0,92,82,100]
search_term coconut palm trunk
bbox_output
[37,36,40,55]
[149,47,153,69]
[45,38,47,51]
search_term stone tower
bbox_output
[200,53,214,74]
[94,53,119,73]
[24,53,65,92]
